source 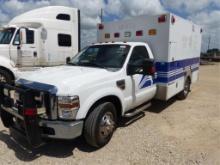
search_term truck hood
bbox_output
[16,65,115,95]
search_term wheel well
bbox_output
[0,66,15,80]
[86,95,123,120]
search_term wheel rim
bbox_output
[183,80,190,96]
[99,112,115,140]
[0,74,7,83]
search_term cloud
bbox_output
[190,10,220,51]
[161,0,220,14]
[105,0,164,18]
[0,0,219,51]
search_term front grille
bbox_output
[0,84,58,120]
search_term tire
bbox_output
[0,70,13,84]
[84,102,117,148]
[177,77,191,100]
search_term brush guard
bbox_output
[0,83,42,147]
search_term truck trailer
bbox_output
[0,13,202,148]
[0,6,80,84]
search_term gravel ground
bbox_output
[0,63,219,165]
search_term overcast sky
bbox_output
[0,0,220,52]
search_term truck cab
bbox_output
[0,6,80,84]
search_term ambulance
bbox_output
[0,13,202,148]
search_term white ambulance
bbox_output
[0,6,80,84]
[0,13,202,148]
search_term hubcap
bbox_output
[0,74,7,83]
[184,80,190,95]
[99,112,115,139]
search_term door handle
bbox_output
[17,46,21,50]
[33,51,37,57]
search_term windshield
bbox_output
[0,28,16,44]
[69,44,131,69]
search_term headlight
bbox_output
[58,96,80,120]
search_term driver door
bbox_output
[125,46,156,109]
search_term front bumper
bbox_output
[39,119,83,140]
[0,83,83,147]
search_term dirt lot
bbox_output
[0,63,219,165]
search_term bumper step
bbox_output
[124,102,151,118]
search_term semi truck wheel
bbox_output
[177,77,191,100]
[84,102,117,148]
[0,70,13,84]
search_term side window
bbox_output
[26,29,34,44]
[58,34,72,47]
[13,30,20,45]
[128,46,149,66]
[56,14,70,21]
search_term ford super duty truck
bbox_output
[0,13,202,148]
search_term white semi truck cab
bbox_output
[0,6,80,84]
[0,13,202,148]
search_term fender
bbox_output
[0,56,17,76]
[76,87,125,120]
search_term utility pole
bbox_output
[100,8,103,23]
[207,35,211,51]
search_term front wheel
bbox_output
[84,102,117,148]
[177,78,191,100]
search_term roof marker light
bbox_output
[124,32,131,37]
[105,33,110,39]
[136,30,143,36]
[98,23,104,30]
[114,33,120,38]
[158,15,167,23]
[148,29,157,36]
[171,16,176,24]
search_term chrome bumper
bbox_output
[39,120,84,140]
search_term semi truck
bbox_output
[0,13,202,148]
[0,6,80,84]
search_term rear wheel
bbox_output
[0,70,13,84]
[84,102,117,148]
[177,77,191,100]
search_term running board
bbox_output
[124,102,151,118]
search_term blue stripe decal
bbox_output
[139,76,153,89]
[155,57,200,83]
[16,79,58,94]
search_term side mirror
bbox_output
[143,59,156,76]
[19,28,27,44]
[127,59,155,76]
[66,57,71,64]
